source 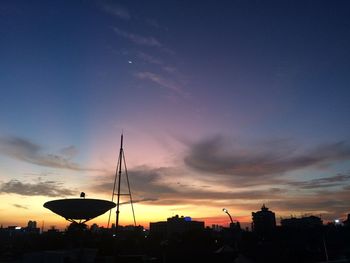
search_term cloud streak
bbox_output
[0,179,76,197]
[91,166,284,205]
[92,166,177,198]
[119,197,158,205]
[101,4,130,20]
[113,27,162,47]
[137,52,163,65]
[13,203,28,209]
[288,173,350,189]
[184,136,350,177]
[0,136,97,171]
[135,71,187,97]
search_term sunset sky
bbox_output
[1,0,350,230]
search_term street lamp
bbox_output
[223,208,234,224]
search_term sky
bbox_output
[0,0,350,230]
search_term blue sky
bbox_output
[0,0,350,228]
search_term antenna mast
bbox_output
[107,134,136,234]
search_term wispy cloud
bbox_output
[59,145,78,159]
[119,197,158,205]
[101,3,130,20]
[137,52,163,65]
[136,52,179,74]
[0,179,76,197]
[13,203,28,209]
[184,136,350,177]
[0,136,97,171]
[145,18,168,31]
[288,173,350,189]
[113,27,162,47]
[135,71,187,97]
[268,188,350,219]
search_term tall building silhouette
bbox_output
[252,204,276,236]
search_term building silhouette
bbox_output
[150,215,204,238]
[27,220,37,229]
[252,204,276,237]
[281,215,322,228]
[25,220,40,234]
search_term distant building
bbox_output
[281,215,323,228]
[150,215,204,238]
[25,220,40,234]
[252,204,276,236]
[27,220,37,229]
[1,226,25,237]
[212,224,224,232]
[90,223,99,233]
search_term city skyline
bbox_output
[0,0,350,229]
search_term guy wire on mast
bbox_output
[107,134,136,234]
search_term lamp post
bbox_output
[223,208,234,224]
[223,208,239,251]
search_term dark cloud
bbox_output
[0,179,76,197]
[13,204,28,209]
[270,192,350,221]
[184,136,350,177]
[91,166,285,206]
[203,188,350,221]
[0,136,96,171]
[173,188,283,201]
[90,144,350,219]
[90,164,350,220]
[92,166,177,199]
[288,173,350,189]
[343,185,350,190]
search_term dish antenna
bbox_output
[44,197,116,224]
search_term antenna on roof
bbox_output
[107,133,136,235]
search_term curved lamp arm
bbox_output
[223,208,234,224]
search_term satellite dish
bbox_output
[44,198,116,223]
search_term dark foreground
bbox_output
[1,223,350,263]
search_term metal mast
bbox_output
[107,134,136,234]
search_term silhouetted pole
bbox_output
[223,208,240,251]
[323,234,329,262]
[223,208,234,224]
[107,134,137,235]
[123,151,137,226]
[115,134,123,235]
